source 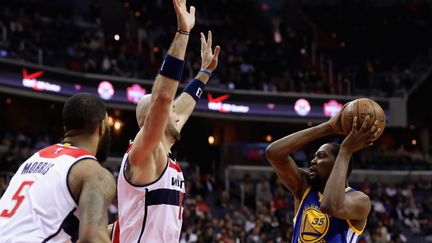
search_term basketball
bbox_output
[341,98,386,140]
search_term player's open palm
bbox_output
[200,31,221,72]
[341,116,381,153]
[173,0,195,32]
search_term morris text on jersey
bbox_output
[21,162,54,175]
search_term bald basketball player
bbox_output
[266,111,381,242]
[110,0,220,242]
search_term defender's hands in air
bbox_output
[173,0,195,32]
[326,103,347,135]
[200,31,221,72]
[341,116,381,153]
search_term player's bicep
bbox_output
[78,166,116,242]
[269,156,307,198]
[130,95,171,164]
[332,192,371,220]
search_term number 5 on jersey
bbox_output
[0,181,34,218]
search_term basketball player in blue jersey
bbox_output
[266,110,381,243]
[111,0,220,242]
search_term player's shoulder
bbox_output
[73,158,108,173]
[346,188,371,203]
[70,159,115,190]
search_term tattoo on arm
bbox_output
[79,168,116,238]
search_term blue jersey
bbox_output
[292,187,365,243]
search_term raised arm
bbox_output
[265,108,345,199]
[129,0,195,165]
[174,31,220,131]
[320,117,378,220]
[68,159,116,243]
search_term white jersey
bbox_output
[114,145,185,243]
[0,143,96,243]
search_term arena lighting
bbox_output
[265,135,272,142]
[127,84,146,104]
[208,136,215,145]
[294,98,311,116]
[114,120,122,131]
[108,116,114,126]
[97,81,114,100]
[412,139,417,145]
[323,99,343,117]
[114,34,120,41]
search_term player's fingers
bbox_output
[189,6,196,16]
[173,0,180,11]
[360,116,370,131]
[213,45,221,58]
[207,31,212,48]
[369,120,379,134]
[373,128,382,139]
[352,116,358,131]
[200,32,206,49]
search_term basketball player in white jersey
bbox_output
[0,93,116,242]
[111,0,220,242]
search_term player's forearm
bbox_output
[79,230,112,243]
[174,71,209,130]
[167,33,189,60]
[320,148,351,214]
[266,123,333,163]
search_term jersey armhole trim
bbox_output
[42,208,77,242]
[66,156,98,205]
[346,218,366,235]
[122,155,169,188]
[293,186,311,223]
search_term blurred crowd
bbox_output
[1,0,431,96]
[1,131,432,242]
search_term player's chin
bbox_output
[308,172,317,179]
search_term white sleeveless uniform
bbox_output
[0,143,96,243]
[114,145,185,243]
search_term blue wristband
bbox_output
[199,69,212,77]
[159,55,184,81]
[183,79,205,102]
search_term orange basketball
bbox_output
[341,98,386,140]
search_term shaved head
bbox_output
[135,94,181,141]
[136,94,152,128]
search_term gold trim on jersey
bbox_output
[293,186,311,223]
[346,218,366,235]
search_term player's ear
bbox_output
[99,120,105,137]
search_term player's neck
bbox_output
[63,134,98,156]
[161,135,175,153]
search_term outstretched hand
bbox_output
[341,116,381,153]
[173,0,195,32]
[200,31,221,72]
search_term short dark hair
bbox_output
[63,93,107,134]
[327,143,353,178]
